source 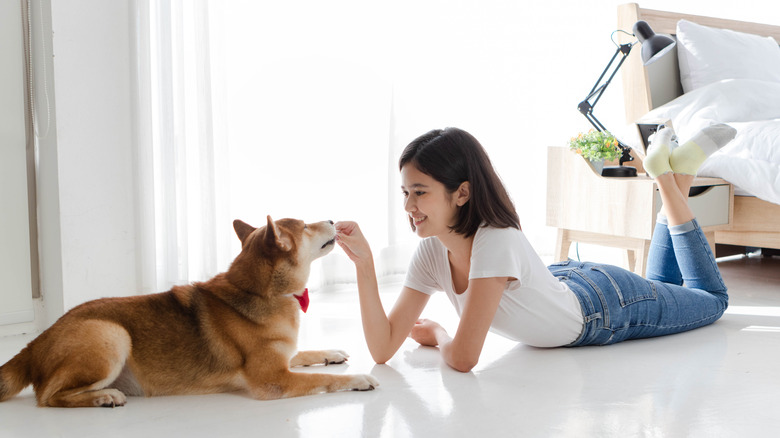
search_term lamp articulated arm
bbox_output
[575,21,676,176]
[577,42,634,166]
[576,21,677,173]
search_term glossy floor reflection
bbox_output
[1,255,779,437]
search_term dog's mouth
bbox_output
[321,238,336,249]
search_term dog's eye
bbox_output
[303,224,308,230]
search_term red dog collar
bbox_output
[293,288,309,313]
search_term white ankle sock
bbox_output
[643,126,675,178]
[670,124,737,175]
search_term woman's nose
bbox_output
[404,197,415,213]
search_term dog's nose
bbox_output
[328,220,334,225]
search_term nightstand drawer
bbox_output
[654,184,731,227]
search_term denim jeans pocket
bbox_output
[590,266,657,307]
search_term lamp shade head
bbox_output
[633,20,676,65]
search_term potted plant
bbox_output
[567,130,622,175]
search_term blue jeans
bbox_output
[549,218,728,346]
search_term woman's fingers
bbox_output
[335,221,357,236]
[335,220,371,262]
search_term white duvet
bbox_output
[637,78,780,204]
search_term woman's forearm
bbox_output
[335,220,417,363]
[354,259,400,363]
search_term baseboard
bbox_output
[0,298,45,338]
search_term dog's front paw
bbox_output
[322,349,349,365]
[291,349,350,367]
[349,374,379,392]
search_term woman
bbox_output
[336,125,734,372]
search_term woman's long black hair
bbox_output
[399,127,520,237]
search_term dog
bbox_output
[0,216,378,407]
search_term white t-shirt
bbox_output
[403,226,584,347]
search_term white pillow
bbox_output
[637,78,780,141]
[676,19,780,93]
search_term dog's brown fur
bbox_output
[0,216,378,407]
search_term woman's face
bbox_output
[400,164,460,238]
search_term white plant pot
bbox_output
[588,158,604,175]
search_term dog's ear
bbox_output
[265,215,292,252]
[233,219,256,245]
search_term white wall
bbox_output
[20,0,780,330]
[0,0,34,327]
[44,0,139,317]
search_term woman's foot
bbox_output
[670,124,736,176]
[643,126,676,178]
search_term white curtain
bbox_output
[137,0,560,293]
[137,0,232,292]
[138,0,415,292]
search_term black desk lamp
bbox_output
[577,20,676,177]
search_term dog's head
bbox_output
[227,216,336,296]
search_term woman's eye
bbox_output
[415,191,425,196]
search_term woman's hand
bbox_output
[409,319,446,347]
[335,221,373,266]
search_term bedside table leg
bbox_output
[555,229,572,262]
[624,250,637,273]
[633,239,651,277]
[704,231,716,256]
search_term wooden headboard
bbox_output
[617,3,780,124]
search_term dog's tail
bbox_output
[0,346,32,402]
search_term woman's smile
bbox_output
[412,216,427,226]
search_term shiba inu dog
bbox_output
[0,216,378,407]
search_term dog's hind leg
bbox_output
[37,320,132,408]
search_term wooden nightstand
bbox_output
[546,147,734,276]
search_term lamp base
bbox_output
[601,166,637,177]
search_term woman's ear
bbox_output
[455,181,471,206]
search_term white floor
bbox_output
[1,255,779,437]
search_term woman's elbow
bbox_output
[449,358,477,373]
[369,348,395,365]
[372,355,391,365]
[442,343,479,372]
[446,351,479,372]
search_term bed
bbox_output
[617,3,780,255]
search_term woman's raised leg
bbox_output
[646,173,698,285]
[646,124,735,296]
